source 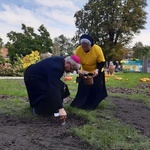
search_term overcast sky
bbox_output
[0,0,149,47]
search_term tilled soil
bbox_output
[0,113,95,150]
[108,97,150,137]
[107,83,150,137]
[0,83,150,150]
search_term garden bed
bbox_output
[0,94,150,149]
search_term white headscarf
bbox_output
[80,38,91,45]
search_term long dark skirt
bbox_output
[70,71,107,110]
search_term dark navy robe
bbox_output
[24,56,70,115]
[70,71,107,110]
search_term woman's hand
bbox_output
[77,70,84,77]
[93,69,99,77]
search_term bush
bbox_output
[0,50,40,76]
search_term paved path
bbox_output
[0,77,23,79]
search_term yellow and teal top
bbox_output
[75,44,105,73]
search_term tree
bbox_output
[0,37,3,48]
[52,41,61,56]
[53,34,74,56]
[0,51,6,64]
[74,0,147,61]
[132,42,150,59]
[0,38,6,65]
[5,24,53,62]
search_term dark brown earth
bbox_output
[0,83,150,150]
[0,113,94,150]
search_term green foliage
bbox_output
[53,34,75,56]
[0,37,4,48]
[0,51,6,64]
[132,42,150,59]
[0,59,24,77]
[102,43,124,61]
[0,51,41,76]
[74,0,147,61]
[5,24,53,62]
[0,64,14,76]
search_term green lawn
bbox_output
[0,72,150,149]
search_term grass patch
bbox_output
[0,72,150,149]
[0,79,27,97]
[69,100,150,149]
[0,97,33,117]
[106,72,150,88]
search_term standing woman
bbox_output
[70,34,108,110]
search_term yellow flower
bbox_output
[20,51,40,69]
[34,50,40,56]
